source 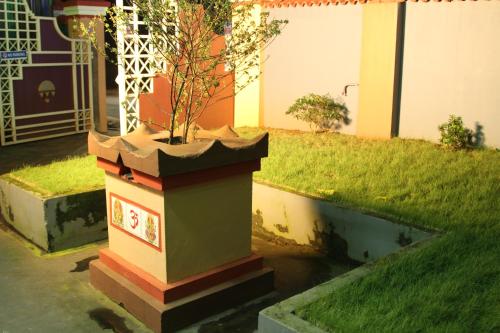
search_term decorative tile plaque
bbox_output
[109,193,161,251]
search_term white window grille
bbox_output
[116,0,176,135]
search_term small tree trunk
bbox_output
[182,82,195,144]
[183,117,190,144]
[169,110,176,144]
[168,65,191,144]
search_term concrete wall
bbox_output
[261,5,362,134]
[400,1,500,147]
[253,182,430,263]
[45,189,107,251]
[0,178,107,252]
[0,179,48,249]
[234,5,262,128]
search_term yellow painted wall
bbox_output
[164,174,253,283]
[234,5,262,128]
[356,3,400,139]
[105,173,168,282]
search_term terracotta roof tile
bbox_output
[263,0,491,7]
[88,124,269,178]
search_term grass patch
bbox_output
[238,127,500,332]
[2,155,104,197]
[297,229,500,332]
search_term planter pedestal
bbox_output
[90,259,273,333]
[88,125,273,332]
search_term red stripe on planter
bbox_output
[163,159,261,189]
[99,249,166,302]
[131,169,164,191]
[131,160,261,191]
[99,248,264,303]
[97,157,126,175]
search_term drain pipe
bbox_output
[391,2,406,138]
[342,83,359,97]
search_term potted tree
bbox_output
[83,1,287,332]
[83,0,286,143]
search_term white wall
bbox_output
[262,5,363,134]
[400,1,500,147]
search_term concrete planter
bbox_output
[87,125,274,333]
[0,178,107,252]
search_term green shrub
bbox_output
[438,115,473,149]
[286,93,350,132]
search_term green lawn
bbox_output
[237,127,500,332]
[2,155,104,197]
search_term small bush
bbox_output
[286,93,350,132]
[438,115,472,149]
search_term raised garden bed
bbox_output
[235,127,500,332]
[0,156,106,252]
[252,181,435,332]
[258,235,438,333]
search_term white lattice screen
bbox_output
[115,0,175,135]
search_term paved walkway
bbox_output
[0,133,89,175]
[0,222,149,333]
[0,220,355,333]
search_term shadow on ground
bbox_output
[88,308,134,333]
[184,237,358,333]
[0,133,88,175]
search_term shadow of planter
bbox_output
[252,181,432,263]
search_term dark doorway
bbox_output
[105,0,119,92]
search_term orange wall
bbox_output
[139,36,234,131]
